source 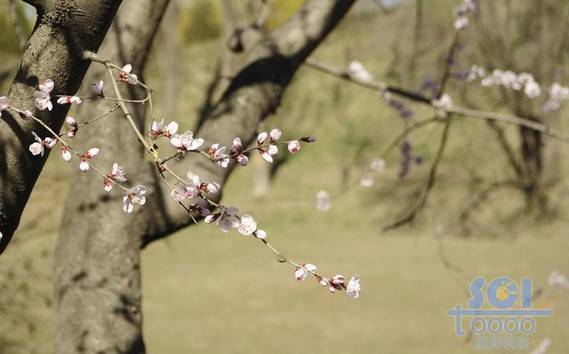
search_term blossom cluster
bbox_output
[348,61,373,83]
[464,65,569,112]
[453,0,476,30]
[2,61,361,300]
[295,263,361,299]
[316,190,331,212]
[360,158,386,188]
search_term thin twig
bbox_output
[383,118,453,231]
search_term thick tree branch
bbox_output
[53,0,171,352]
[0,0,122,254]
[143,0,358,245]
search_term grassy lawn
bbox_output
[141,142,569,354]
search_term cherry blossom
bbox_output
[57,95,82,105]
[257,129,280,163]
[433,94,453,109]
[204,206,240,232]
[119,64,138,85]
[0,96,8,117]
[466,65,486,82]
[34,79,54,111]
[316,275,329,287]
[170,130,204,151]
[61,146,72,162]
[254,229,267,239]
[29,132,56,157]
[287,140,301,153]
[188,197,212,217]
[208,143,230,168]
[294,263,317,281]
[360,175,374,188]
[237,214,267,239]
[476,69,542,99]
[348,61,373,82]
[316,190,331,212]
[65,116,79,138]
[149,120,178,139]
[104,163,127,192]
[171,174,210,202]
[548,270,569,289]
[79,148,100,172]
[370,158,385,172]
[123,185,147,214]
[346,276,361,299]
[230,137,248,166]
[453,0,476,30]
[91,80,105,97]
[328,274,345,293]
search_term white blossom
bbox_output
[316,190,331,212]
[328,274,345,293]
[79,147,100,172]
[348,61,373,82]
[65,116,79,138]
[548,270,569,289]
[257,130,279,163]
[35,79,54,111]
[433,94,453,109]
[57,95,82,105]
[123,185,146,213]
[29,132,56,157]
[287,140,301,154]
[205,206,240,232]
[230,137,248,166]
[360,176,374,188]
[237,214,257,236]
[346,276,361,299]
[61,146,72,162]
[150,120,178,139]
[208,143,230,168]
[119,64,138,85]
[91,80,104,97]
[170,130,203,151]
[370,158,385,172]
[294,263,317,281]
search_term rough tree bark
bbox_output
[53,1,171,353]
[0,0,122,254]
[55,0,356,352]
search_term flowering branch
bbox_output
[304,58,569,142]
[66,51,360,298]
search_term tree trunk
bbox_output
[55,1,356,352]
[0,0,122,254]
[53,1,170,353]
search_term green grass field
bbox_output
[2,5,569,353]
